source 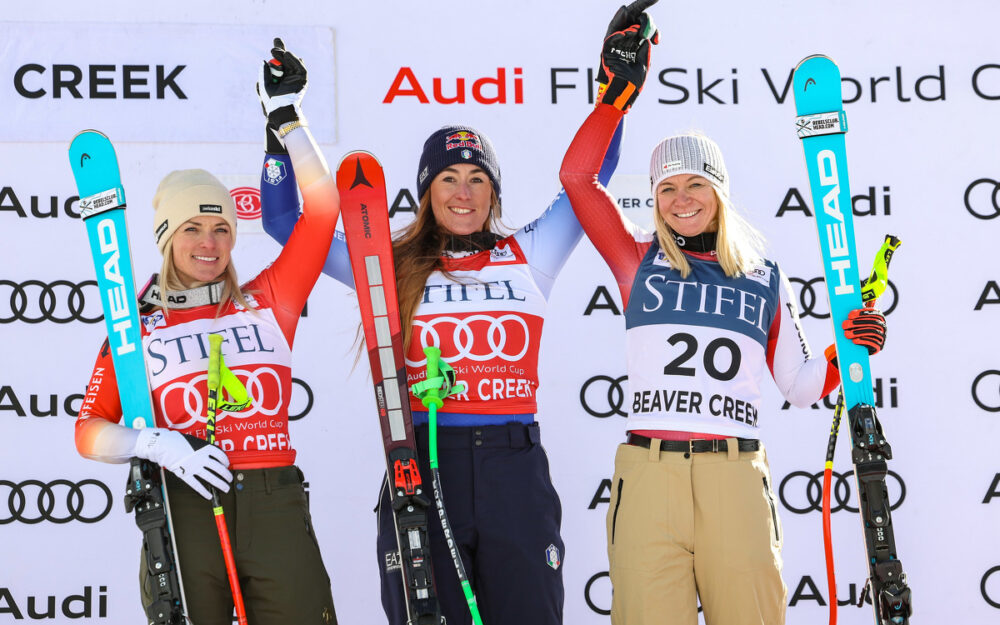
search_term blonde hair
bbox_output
[158,233,255,316]
[653,188,767,279]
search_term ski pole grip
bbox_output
[421,346,444,410]
[861,234,902,306]
[208,334,223,393]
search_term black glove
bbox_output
[256,37,308,135]
[842,307,887,356]
[597,0,661,85]
[597,11,658,112]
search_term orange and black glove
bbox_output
[597,0,660,112]
[842,307,887,355]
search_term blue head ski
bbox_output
[69,130,156,429]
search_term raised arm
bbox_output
[254,39,341,343]
[513,118,624,298]
[560,10,659,305]
[260,146,355,289]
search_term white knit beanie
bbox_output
[649,134,730,199]
[152,169,237,254]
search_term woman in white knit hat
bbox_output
[559,28,888,625]
[76,41,340,624]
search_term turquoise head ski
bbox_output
[793,55,873,409]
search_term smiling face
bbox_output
[428,163,493,235]
[170,216,233,286]
[655,174,720,237]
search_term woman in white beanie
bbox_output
[559,25,888,625]
[76,41,340,624]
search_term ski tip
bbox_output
[69,129,110,144]
[336,150,380,171]
[794,54,836,71]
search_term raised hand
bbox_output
[596,0,661,86]
[597,10,658,112]
[256,37,309,137]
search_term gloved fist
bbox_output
[598,9,659,112]
[842,307,887,356]
[597,0,661,85]
[256,37,308,135]
[134,428,232,500]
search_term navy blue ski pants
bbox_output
[376,422,565,625]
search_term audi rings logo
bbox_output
[0,479,112,524]
[288,377,314,421]
[789,276,898,319]
[0,279,102,324]
[964,179,1000,219]
[778,470,905,514]
[972,370,1000,412]
[159,371,314,428]
[982,566,1000,609]
[407,314,530,366]
[580,375,628,418]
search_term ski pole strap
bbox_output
[795,110,847,138]
[861,234,902,304]
[411,348,465,409]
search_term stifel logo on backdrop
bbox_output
[381,64,1000,104]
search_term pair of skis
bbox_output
[69,132,250,624]
[336,153,483,624]
[793,56,913,624]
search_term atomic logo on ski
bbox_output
[350,157,374,189]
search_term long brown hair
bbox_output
[393,190,502,350]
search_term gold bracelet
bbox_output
[278,120,304,137]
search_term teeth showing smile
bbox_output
[193,255,218,262]
[676,210,699,218]
[449,207,473,215]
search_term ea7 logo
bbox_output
[96,218,135,355]
[816,149,853,296]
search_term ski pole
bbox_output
[412,347,483,625]
[206,334,249,625]
[822,234,901,625]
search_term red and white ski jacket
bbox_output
[76,128,338,469]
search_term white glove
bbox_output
[134,428,232,500]
[256,37,308,129]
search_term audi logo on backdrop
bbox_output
[778,470,906,514]
[0,479,112,524]
[584,571,611,615]
[288,377,314,421]
[580,375,628,418]
[789,276,899,319]
[983,566,1000,609]
[972,370,1000,412]
[964,179,1000,219]
[0,279,102,324]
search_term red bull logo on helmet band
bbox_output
[445,130,482,152]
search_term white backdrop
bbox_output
[2,1,999,623]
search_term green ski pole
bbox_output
[412,346,483,625]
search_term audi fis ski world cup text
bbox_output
[381,63,1000,106]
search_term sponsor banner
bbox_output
[2,2,1000,623]
[0,23,337,144]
